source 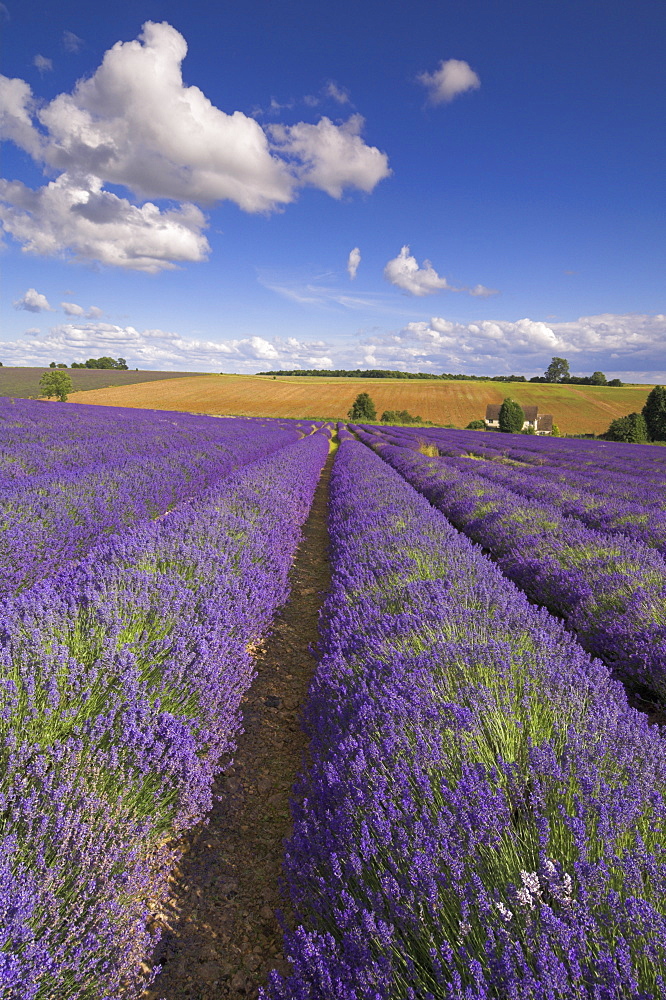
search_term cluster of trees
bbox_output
[262,369,542,382]
[530,357,623,387]
[346,394,427,425]
[48,357,128,370]
[259,359,624,386]
[379,409,425,425]
[604,386,666,443]
[70,357,128,370]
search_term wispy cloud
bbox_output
[347,247,361,279]
[469,283,499,298]
[325,81,350,104]
[33,55,53,74]
[62,30,83,53]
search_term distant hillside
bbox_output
[0,367,208,399]
[60,373,654,436]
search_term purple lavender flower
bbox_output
[0,410,328,998]
[264,439,666,1000]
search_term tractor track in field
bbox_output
[144,453,333,1000]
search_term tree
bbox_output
[466,419,486,430]
[56,363,68,369]
[39,370,73,402]
[381,409,422,424]
[498,397,525,433]
[551,423,561,437]
[347,392,377,421]
[642,385,666,442]
[607,378,623,387]
[49,361,56,368]
[589,371,607,386]
[544,357,570,383]
[604,412,648,443]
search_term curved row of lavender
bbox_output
[0,400,313,596]
[0,430,329,999]
[264,439,666,999]
[422,425,666,480]
[0,398,315,486]
[359,425,666,555]
[384,424,666,501]
[353,428,666,699]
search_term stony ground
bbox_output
[144,455,333,1000]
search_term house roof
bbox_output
[485,403,540,421]
[537,414,553,431]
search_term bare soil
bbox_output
[144,455,333,1000]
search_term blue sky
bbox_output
[1,0,664,380]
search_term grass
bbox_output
[53,373,655,435]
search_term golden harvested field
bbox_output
[65,374,654,435]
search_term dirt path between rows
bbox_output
[144,454,333,1000]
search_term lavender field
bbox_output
[2,399,666,999]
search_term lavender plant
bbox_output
[0,399,308,595]
[0,428,328,998]
[355,430,666,700]
[265,440,666,1000]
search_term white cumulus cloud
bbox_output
[0,173,210,273]
[360,313,666,374]
[0,75,43,157]
[61,301,85,316]
[0,322,339,373]
[13,288,53,312]
[61,301,101,318]
[384,245,456,296]
[0,22,390,270]
[418,59,480,105]
[2,312,662,379]
[269,114,391,198]
[347,247,361,279]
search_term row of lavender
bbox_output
[0,408,329,998]
[0,400,313,596]
[372,424,666,511]
[353,426,666,700]
[0,398,319,486]
[360,423,666,556]
[414,425,666,485]
[266,439,666,999]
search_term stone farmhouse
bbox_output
[485,404,553,435]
